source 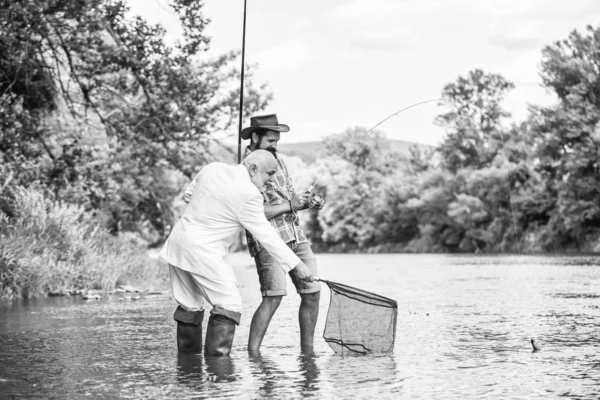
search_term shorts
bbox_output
[254,241,321,297]
[168,265,242,324]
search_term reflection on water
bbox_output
[1,254,600,399]
[249,351,286,397]
[323,354,403,397]
[176,354,205,389]
[297,353,320,395]
[177,354,236,387]
[205,355,236,383]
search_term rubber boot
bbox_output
[173,306,204,353]
[204,314,236,356]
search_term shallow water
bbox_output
[1,253,600,399]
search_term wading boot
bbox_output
[173,306,204,353]
[204,314,236,356]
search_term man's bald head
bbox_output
[243,149,278,192]
[244,149,277,170]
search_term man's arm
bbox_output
[239,195,313,280]
[263,193,310,219]
[261,156,309,219]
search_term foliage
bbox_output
[528,25,600,249]
[435,69,515,173]
[305,45,599,254]
[0,186,154,299]
[316,128,410,250]
[390,70,526,253]
[0,0,270,242]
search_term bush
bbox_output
[0,186,159,299]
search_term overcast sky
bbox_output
[125,0,600,145]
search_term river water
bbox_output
[1,253,599,399]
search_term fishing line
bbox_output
[306,98,442,192]
[479,116,521,254]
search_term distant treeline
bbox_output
[1,1,599,296]
[301,49,600,253]
[299,38,600,253]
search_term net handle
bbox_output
[314,277,333,285]
[315,277,337,283]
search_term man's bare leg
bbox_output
[248,296,282,351]
[299,291,320,352]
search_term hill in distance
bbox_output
[278,139,432,163]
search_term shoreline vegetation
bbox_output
[1,2,600,298]
[0,187,168,299]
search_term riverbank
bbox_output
[0,187,166,299]
[6,251,255,301]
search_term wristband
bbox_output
[289,200,293,213]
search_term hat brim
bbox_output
[241,124,290,140]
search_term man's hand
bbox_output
[293,261,314,282]
[308,193,325,210]
[291,192,310,211]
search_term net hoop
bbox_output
[320,279,398,309]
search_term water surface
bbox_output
[1,254,599,399]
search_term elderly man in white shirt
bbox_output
[159,150,314,356]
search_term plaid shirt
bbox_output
[243,146,307,257]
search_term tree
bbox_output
[318,128,400,249]
[528,25,600,249]
[435,69,515,173]
[0,0,270,242]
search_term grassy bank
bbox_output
[0,187,165,299]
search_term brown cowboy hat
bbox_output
[240,114,290,140]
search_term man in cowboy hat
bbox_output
[241,114,323,354]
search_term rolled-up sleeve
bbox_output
[239,195,300,272]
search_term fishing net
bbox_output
[320,279,398,355]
